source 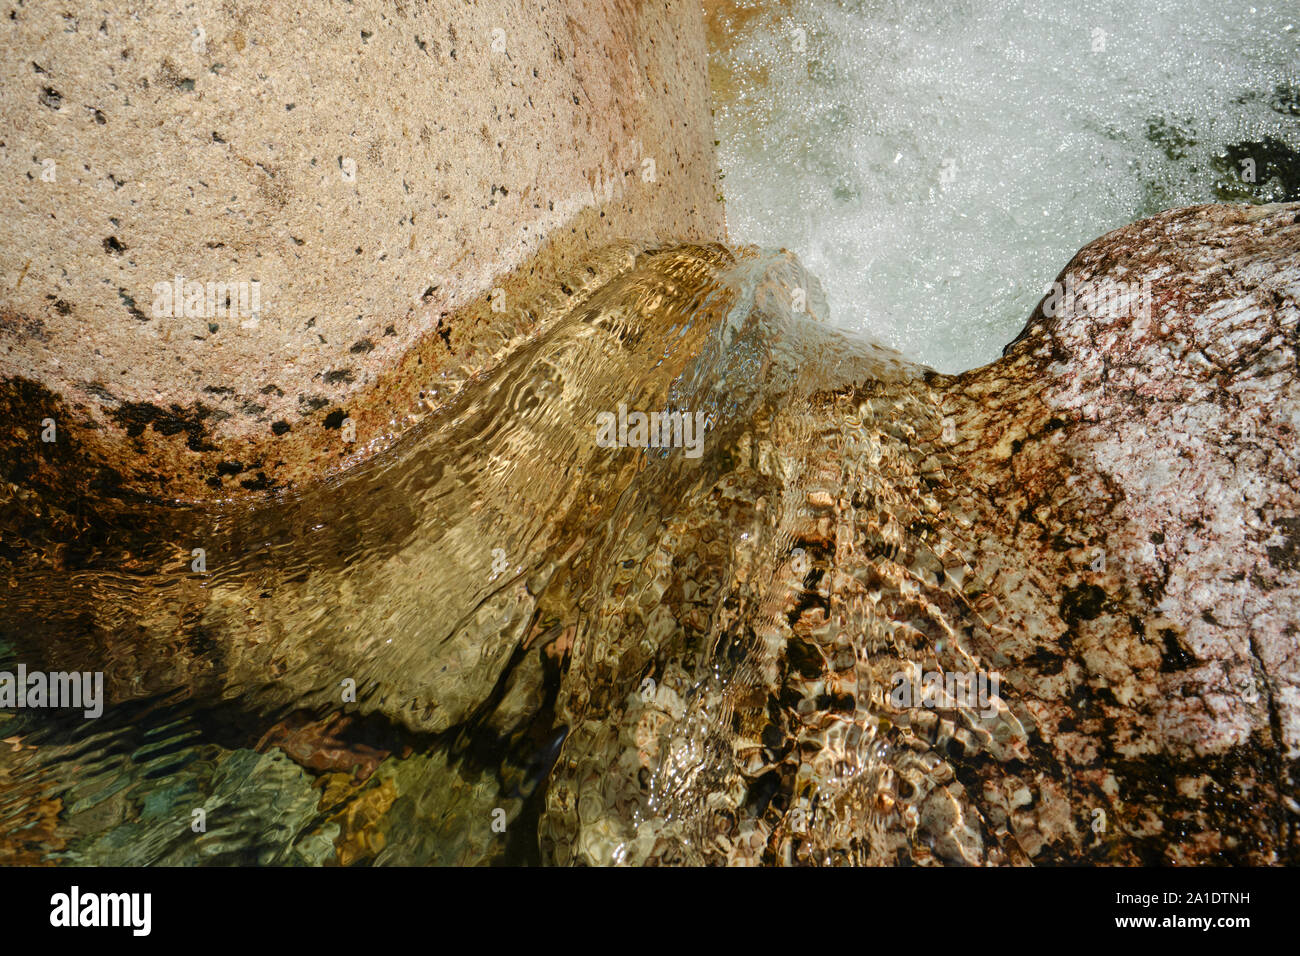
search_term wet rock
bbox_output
[256,713,390,782]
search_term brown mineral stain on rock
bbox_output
[0,737,66,865]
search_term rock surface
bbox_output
[0,0,724,500]
[1,3,1296,864]
[540,202,1300,865]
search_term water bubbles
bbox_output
[710,0,1300,373]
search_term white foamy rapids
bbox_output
[709,0,1299,372]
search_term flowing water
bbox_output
[1,233,984,866]
[706,0,1300,372]
[2,1,1298,865]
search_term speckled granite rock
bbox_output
[0,0,723,501]
[929,201,1300,863]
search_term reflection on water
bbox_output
[4,239,1005,864]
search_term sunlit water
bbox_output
[2,245,938,865]
[706,0,1300,372]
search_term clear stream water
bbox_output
[707,0,1300,372]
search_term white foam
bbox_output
[710,0,1299,372]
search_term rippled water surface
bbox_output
[3,244,945,864]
